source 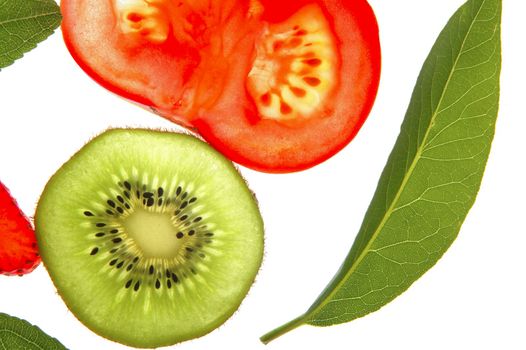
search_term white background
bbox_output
[0,0,524,349]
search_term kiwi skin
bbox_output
[35,129,264,348]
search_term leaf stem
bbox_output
[260,314,307,344]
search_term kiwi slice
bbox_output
[34,129,264,348]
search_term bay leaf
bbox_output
[0,0,61,69]
[0,313,67,349]
[261,0,501,343]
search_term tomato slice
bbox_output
[61,0,380,172]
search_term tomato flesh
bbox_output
[62,0,380,172]
[246,4,339,122]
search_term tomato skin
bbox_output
[61,0,380,173]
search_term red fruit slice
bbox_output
[0,182,40,276]
[61,0,381,173]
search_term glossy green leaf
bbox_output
[0,0,61,69]
[0,313,67,349]
[261,0,501,343]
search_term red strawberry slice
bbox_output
[0,182,40,276]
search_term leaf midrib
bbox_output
[308,0,488,323]
[0,11,59,26]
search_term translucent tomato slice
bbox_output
[194,0,381,172]
[61,0,380,172]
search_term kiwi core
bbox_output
[123,208,182,258]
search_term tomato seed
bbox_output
[303,58,322,67]
[303,77,321,86]
[290,87,306,98]
[126,13,143,23]
[280,102,292,114]
[260,93,272,106]
[295,29,308,36]
[273,40,284,51]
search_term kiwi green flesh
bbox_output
[35,129,264,348]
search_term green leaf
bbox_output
[261,0,501,343]
[0,0,61,69]
[0,313,67,349]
